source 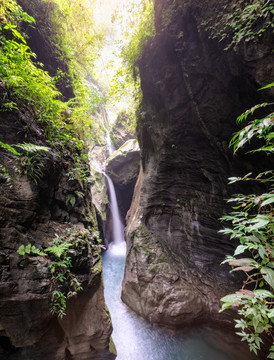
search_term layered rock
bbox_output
[0,105,116,359]
[0,8,116,355]
[106,139,140,220]
[122,0,274,337]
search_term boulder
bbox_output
[105,140,140,220]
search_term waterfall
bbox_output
[104,173,126,256]
[102,146,245,360]
[105,132,115,155]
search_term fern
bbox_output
[17,244,46,256]
[17,225,100,318]
[14,143,50,153]
[45,243,72,259]
[0,141,21,156]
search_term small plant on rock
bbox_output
[17,227,102,318]
[0,141,50,184]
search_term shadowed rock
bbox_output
[122,0,273,348]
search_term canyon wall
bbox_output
[0,94,116,360]
[122,0,273,333]
[0,3,116,358]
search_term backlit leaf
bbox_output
[261,267,274,288]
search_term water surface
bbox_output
[102,243,249,360]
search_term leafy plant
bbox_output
[66,156,92,188]
[17,244,46,256]
[17,226,101,318]
[201,0,274,50]
[0,141,50,184]
[0,0,105,155]
[219,84,274,358]
[66,194,76,207]
[107,0,155,124]
[18,0,106,144]
[0,164,13,185]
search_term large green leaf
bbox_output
[249,218,269,231]
[253,289,274,299]
[229,258,257,267]
[261,196,274,207]
[234,245,248,256]
[261,267,274,288]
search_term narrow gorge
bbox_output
[0,0,273,359]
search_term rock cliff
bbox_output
[122,0,274,336]
[0,104,116,360]
[0,4,116,358]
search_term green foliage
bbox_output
[17,244,46,256]
[14,143,50,153]
[0,164,13,185]
[19,0,106,143]
[107,0,155,124]
[219,84,274,357]
[201,0,274,50]
[17,226,101,318]
[0,141,21,156]
[121,0,155,69]
[0,21,66,123]
[66,154,92,189]
[0,0,35,25]
[0,141,50,183]
[0,0,106,151]
[66,194,76,207]
[0,1,105,191]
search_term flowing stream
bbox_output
[102,174,251,360]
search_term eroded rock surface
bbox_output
[0,102,115,360]
[122,0,273,339]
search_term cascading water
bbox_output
[106,132,116,156]
[102,138,251,360]
[104,173,126,256]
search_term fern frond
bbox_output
[14,143,50,153]
[0,141,21,156]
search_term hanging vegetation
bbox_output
[220,84,274,358]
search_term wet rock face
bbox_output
[106,140,140,220]
[122,0,273,332]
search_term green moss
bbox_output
[109,336,117,356]
[92,256,102,274]
[84,202,98,230]
[148,264,161,275]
